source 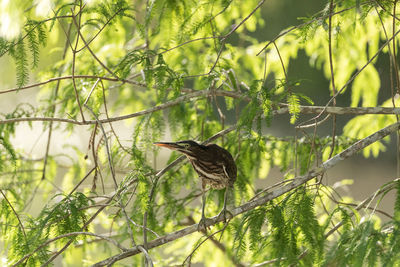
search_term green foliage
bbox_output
[230,190,325,266]
[238,81,264,132]
[325,220,383,266]
[382,221,400,266]
[5,18,48,87]
[267,205,293,264]
[0,37,10,57]
[0,136,16,171]
[294,191,324,262]
[5,192,93,266]
[25,20,42,68]
[9,40,29,87]
[395,180,400,220]
[1,0,400,266]
[287,93,300,124]
[115,50,151,79]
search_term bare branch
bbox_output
[2,89,400,126]
[0,75,143,95]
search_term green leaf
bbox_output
[287,93,300,124]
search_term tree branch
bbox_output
[2,89,400,126]
[0,75,143,95]
[90,120,400,267]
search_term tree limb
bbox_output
[91,120,400,267]
[2,89,400,126]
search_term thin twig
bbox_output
[185,0,267,78]
[374,1,400,186]
[13,231,128,266]
[182,222,230,266]
[15,196,115,266]
[0,189,27,240]
[84,104,136,246]
[327,0,337,160]
[256,1,372,56]
[41,13,74,181]
[70,3,86,122]
[0,75,143,95]
[324,178,400,238]
[185,216,245,267]
[76,6,127,53]
[71,9,119,79]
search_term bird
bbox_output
[154,140,237,230]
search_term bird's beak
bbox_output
[153,142,182,150]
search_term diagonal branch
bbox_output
[0,189,27,240]
[0,75,143,95]
[90,120,400,267]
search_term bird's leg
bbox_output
[197,181,211,231]
[218,187,233,223]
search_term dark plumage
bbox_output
[154,140,237,229]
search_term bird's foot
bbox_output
[197,216,213,232]
[217,208,233,223]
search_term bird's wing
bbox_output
[222,164,229,178]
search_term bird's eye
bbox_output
[183,143,190,148]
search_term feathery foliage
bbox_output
[0,0,400,266]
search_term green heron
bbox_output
[154,140,237,230]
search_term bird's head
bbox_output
[153,140,202,158]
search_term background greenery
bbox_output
[1,0,400,266]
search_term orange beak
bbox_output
[153,142,182,150]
